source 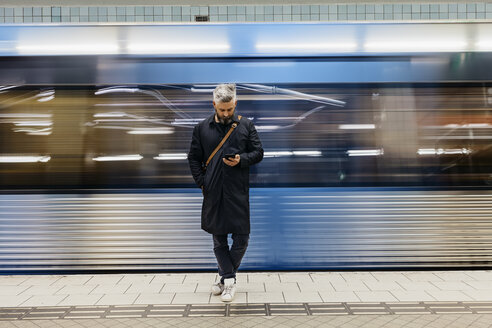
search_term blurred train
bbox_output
[0,22,492,273]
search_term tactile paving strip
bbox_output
[2,302,492,320]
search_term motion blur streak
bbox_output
[1,189,492,272]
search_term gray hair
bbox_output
[213,83,236,103]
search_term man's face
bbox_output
[213,99,237,125]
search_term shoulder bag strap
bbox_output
[204,115,242,169]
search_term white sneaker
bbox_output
[221,278,236,302]
[211,281,224,296]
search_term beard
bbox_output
[219,117,232,125]
[215,110,234,125]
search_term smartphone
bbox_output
[224,153,236,160]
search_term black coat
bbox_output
[188,112,264,235]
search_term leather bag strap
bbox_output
[205,115,242,169]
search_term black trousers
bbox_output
[213,233,249,283]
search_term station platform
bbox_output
[1,270,492,327]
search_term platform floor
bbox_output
[1,270,492,327]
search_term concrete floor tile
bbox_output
[310,273,346,284]
[235,274,248,284]
[6,270,492,312]
[172,292,211,304]
[96,293,139,305]
[283,291,323,303]
[264,282,300,292]
[279,273,313,283]
[50,275,93,286]
[462,271,492,281]
[397,281,441,291]
[248,273,280,283]
[462,290,492,301]
[20,294,68,307]
[161,283,197,293]
[342,273,379,283]
[18,285,65,296]
[390,290,437,301]
[86,275,124,285]
[0,295,32,307]
[432,272,473,281]
[364,281,404,291]
[117,274,155,285]
[183,273,220,284]
[355,291,398,302]
[0,314,491,327]
[91,284,131,294]
[372,272,412,283]
[464,280,492,290]
[318,291,361,302]
[125,283,164,294]
[55,285,98,295]
[0,285,31,296]
[0,276,29,286]
[331,281,370,292]
[297,281,334,292]
[57,294,104,306]
[432,281,476,291]
[247,292,284,303]
[425,290,474,301]
[403,273,444,282]
[152,274,186,284]
[237,282,265,293]
[134,293,175,305]
[195,282,215,293]
[19,276,63,286]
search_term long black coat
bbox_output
[187,112,264,235]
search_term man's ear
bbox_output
[212,101,216,109]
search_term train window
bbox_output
[0,84,490,189]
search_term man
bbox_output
[187,83,264,302]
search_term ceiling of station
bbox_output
[0,0,471,6]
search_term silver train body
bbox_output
[0,22,492,272]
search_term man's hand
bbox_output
[223,154,240,167]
